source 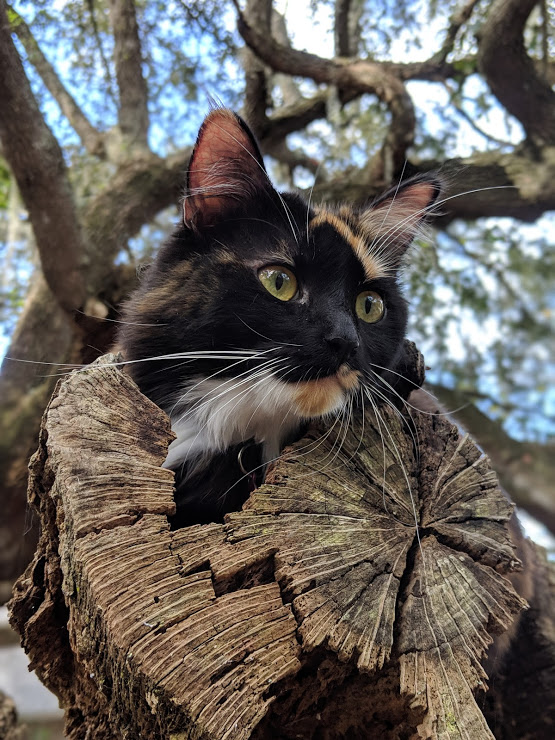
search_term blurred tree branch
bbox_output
[0,0,88,314]
[8,5,107,158]
[107,0,150,152]
[478,0,555,147]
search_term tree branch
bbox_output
[426,149,555,223]
[81,149,191,292]
[477,0,555,146]
[259,88,363,150]
[443,83,515,148]
[334,0,353,57]
[8,6,106,158]
[107,0,149,149]
[307,146,555,222]
[0,0,88,313]
[264,139,323,179]
[235,1,472,84]
[242,0,272,136]
[235,2,415,176]
[432,0,481,64]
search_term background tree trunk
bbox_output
[9,354,555,739]
[0,691,25,740]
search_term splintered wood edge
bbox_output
[10,354,527,740]
[31,355,301,740]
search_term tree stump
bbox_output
[8,354,555,739]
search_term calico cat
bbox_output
[117,108,441,527]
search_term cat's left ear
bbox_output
[183,108,270,230]
[359,174,442,265]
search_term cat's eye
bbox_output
[355,291,385,323]
[258,265,298,301]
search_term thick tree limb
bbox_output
[477,0,555,146]
[242,0,272,136]
[81,149,190,291]
[0,0,88,313]
[235,6,413,120]
[8,5,106,158]
[235,1,469,85]
[107,0,149,150]
[309,147,555,221]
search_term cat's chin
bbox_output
[292,365,360,417]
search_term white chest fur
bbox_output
[163,373,303,473]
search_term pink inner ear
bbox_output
[389,181,438,214]
[184,109,267,229]
[188,110,255,192]
[358,178,440,262]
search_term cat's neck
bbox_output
[162,373,302,475]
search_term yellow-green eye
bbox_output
[258,265,298,301]
[355,291,385,323]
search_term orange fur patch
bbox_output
[309,211,386,280]
[293,366,360,416]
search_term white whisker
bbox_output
[235,314,302,347]
[363,387,422,554]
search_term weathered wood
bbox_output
[8,354,554,739]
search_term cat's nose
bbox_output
[325,334,359,364]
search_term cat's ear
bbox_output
[183,108,270,230]
[359,174,442,265]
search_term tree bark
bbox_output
[477,0,555,147]
[9,353,555,739]
[108,0,150,151]
[0,0,88,313]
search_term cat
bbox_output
[117,108,441,528]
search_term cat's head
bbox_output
[119,109,440,435]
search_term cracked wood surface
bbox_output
[8,354,542,739]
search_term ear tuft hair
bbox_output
[183,109,270,230]
[358,174,442,266]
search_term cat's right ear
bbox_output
[183,109,270,230]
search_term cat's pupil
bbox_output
[275,273,284,291]
[365,296,373,314]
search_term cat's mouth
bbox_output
[291,365,361,417]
